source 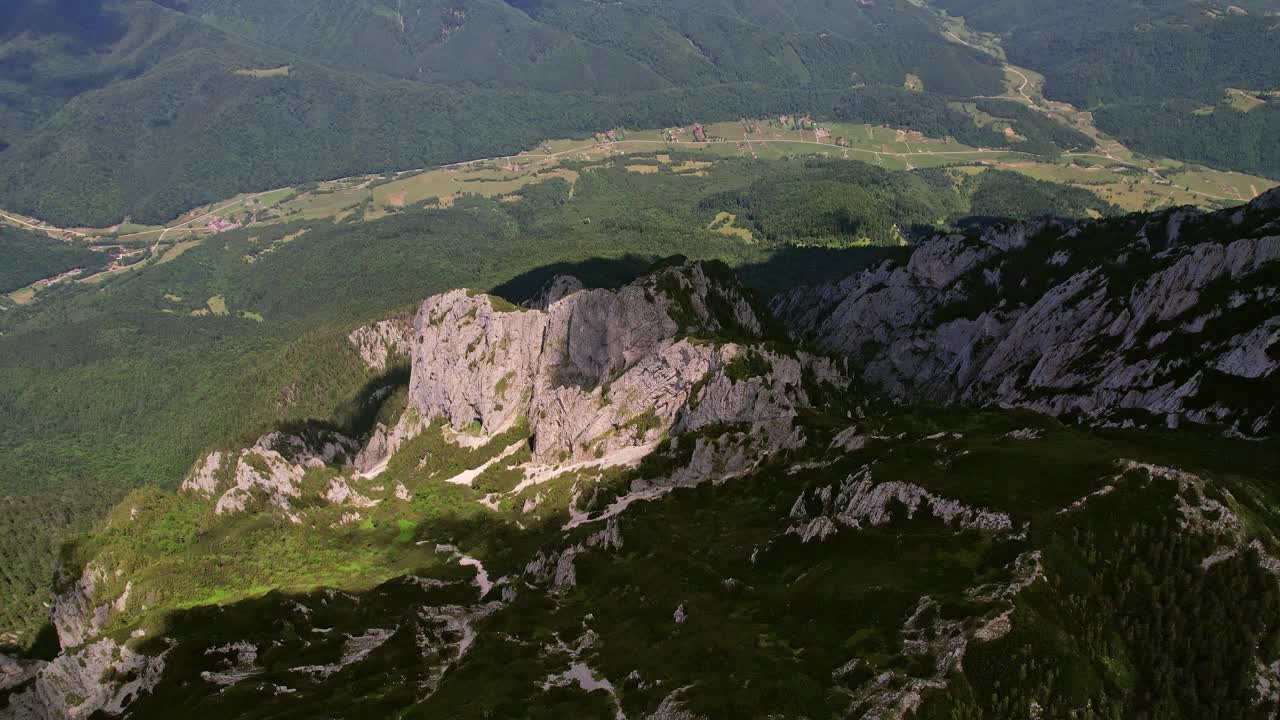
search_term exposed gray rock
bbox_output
[180,450,223,495]
[323,476,378,508]
[182,431,357,519]
[349,315,414,372]
[406,261,808,470]
[830,426,870,451]
[540,663,625,719]
[200,641,260,687]
[415,603,504,697]
[354,409,429,478]
[50,563,107,649]
[1005,428,1043,440]
[525,519,623,593]
[3,639,169,720]
[646,688,705,720]
[0,653,41,692]
[1120,460,1245,538]
[524,275,587,310]
[290,627,397,679]
[775,196,1280,434]
[835,549,1044,719]
[561,343,847,529]
[787,465,1012,541]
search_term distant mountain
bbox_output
[932,0,1280,179]
[0,0,1006,227]
[160,0,1007,94]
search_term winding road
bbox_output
[0,210,87,239]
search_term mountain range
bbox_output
[4,188,1277,719]
[3,2,1280,718]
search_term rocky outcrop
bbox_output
[24,238,1280,719]
[3,638,169,720]
[353,409,429,478]
[167,261,846,532]
[775,190,1280,434]
[646,689,705,720]
[349,314,414,372]
[181,431,358,519]
[407,261,776,465]
[786,464,1013,542]
[560,342,848,529]
[834,549,1045,719]
[49,563,108,650]
[524,274,587,310]
[525,518,624,592]
[0,653,41,692]
[200,641,261,687]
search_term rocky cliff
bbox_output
[406,262,772,461]
[3,260,855,720]
[774,188,1280,434]
[155,262,841,531]
[6,230,1280,720]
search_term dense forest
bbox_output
[0,227,108,293]
[0,76,1024,229]
[916,444,1280,720]
[933,0,1280,179]
[1094,101,1280,182]
[972,99,1095,156]
[162,0,1007,96]
[0,0,1016,226]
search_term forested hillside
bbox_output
[3,201,1277,717]
[0,0,1012,227]
[932,0,1280,179]
[161,0,1004,95]
[0,158,1117,646]
[0,228,107,294]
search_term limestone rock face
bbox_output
[524,274,587,310]
[0,654,41,692]
[775,193,1280,434]
[49,564,108,650]
[353,410,430,477]
[181,431,358,520]
[4,638,169,720]
[29,261,846,719]
[407,261,774,464]
[173,260,831,528]
[786,464,1013,542]
[348,314,414,372]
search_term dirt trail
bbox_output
[1008,67,1038,107]
[0,211,87,239]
